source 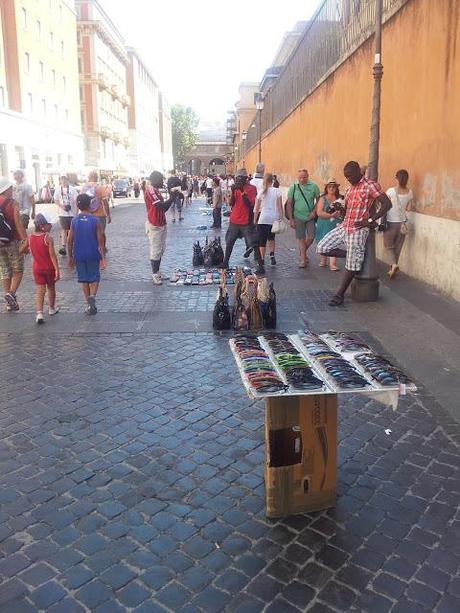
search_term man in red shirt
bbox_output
[317,161,392,305]
[222,169,265,275]
[144,171,175,285]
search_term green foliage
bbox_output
[171,105,199,168]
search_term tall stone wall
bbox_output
[243,0,460,299]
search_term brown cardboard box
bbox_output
[264,394,337,518]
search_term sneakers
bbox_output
[86,296,97,315]
[58,247,66,256]
[152,273,162,285]
[5,293,19,311]
[36,312,44,324]
[243,247,253,259]
[255,266,266,276]
[49,306,60,316]
[270,254,276,266]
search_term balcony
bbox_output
[120,94,130,107]
[98,73,108,90]
[100,126,111,139]
[122,136,130,148]
[112,132,121,144]
[110,84,119,99]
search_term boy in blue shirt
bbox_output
[67,193,106,315]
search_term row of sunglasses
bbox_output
[300,332,369,389]
[232,335,286,394]
[263,333,324,390]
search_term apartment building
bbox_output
[126,48,162,177]
[0,0,84,190]
[75,0,130,176]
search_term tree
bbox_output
[171,105,199,170]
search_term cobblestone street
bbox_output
[0,199,459,612]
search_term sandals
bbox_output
[298,261,306,268]
[388,265,399,279]
[330,267,340,272]
[328,294,344,307]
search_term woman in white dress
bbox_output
[384,169,414,279]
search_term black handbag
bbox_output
[192,241,204,267]
[265,283,277,329]
[213,288,231,330]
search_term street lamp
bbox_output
[351,0,383,302]
[241,131,247,167]
[254,92,264,163]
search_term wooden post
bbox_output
[264,394,337,518]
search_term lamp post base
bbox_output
[351,277,379,302]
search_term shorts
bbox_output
[96,216,107,232]
[59,216,73,231]
[225,223,259,248]
[33,270,56,286]
[257,224,275,246]
[146,222,167,261]
[295,218,316,240]
[0,242,25,279]
[20,214,30,230]
[317,225,369,272]
[76,259,101,283]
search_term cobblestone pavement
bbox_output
[0,199,459,612]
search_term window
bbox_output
[27,93,33,112]
[36,20,41,39]
[42,98,46,117]
[49,31,54,47]
[54,104,58,122]
[65,109,69,122]
[77,30,81,45]
[24,52,30,73]
[77,57,82,73]
[60,41,64,57]
[39,61,44,81]
[52,69,56,87]
[21,7,27,29]
[62,76,66,91]
[59,5,63,22]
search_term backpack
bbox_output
[81,183,99,212]
[213,287,231,330]
[265,282,277,329]
[0,198,14,244]
[192,241,204,267]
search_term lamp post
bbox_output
[254,92,264,164]
[351,0,383,302]
[241,131,247,168]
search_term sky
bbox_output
[99,0,319,127]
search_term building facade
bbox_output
[126,48,162,177]
[0,0,84,190]
[158,94,173,175]
[75,0,130,176]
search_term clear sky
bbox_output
[99,0,319,125]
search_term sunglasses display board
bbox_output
[230,331,416,399]
[230,331,416,518]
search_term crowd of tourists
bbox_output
[143,162,414,306]
[0,160,413,321]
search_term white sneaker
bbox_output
[49,306,60,316]
[36,312,44,324]
[152,273,162,285]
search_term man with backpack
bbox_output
[80,171,110,252]
[0,178,29,312]
[286,168,320,267]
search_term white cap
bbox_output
[0,178,13,194]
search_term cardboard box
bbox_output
[265,394,337,518]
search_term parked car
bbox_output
[112,179,132,198]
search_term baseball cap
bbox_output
[0,178,13,194]
[34,212,54,226]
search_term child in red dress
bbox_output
[28,213,60,324]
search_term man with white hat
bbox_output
[0,178,28,311]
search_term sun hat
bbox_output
[0,178,13,194]
[34,212,54,226]
[326,177,340,186]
